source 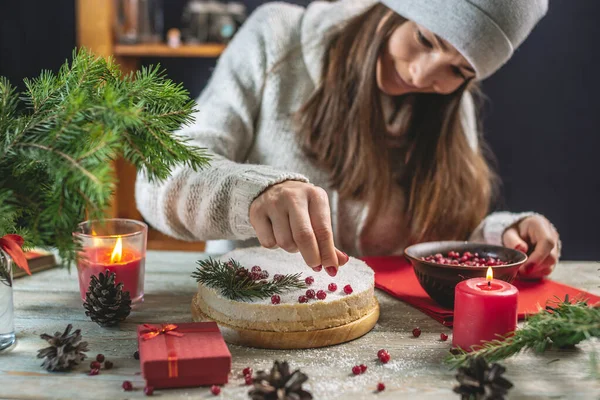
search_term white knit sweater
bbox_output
[135,0,535,256]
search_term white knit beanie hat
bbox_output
[380,0,549,80]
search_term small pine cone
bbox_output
[453,356,513,400]
[249,361,313,400]
[83,270,132,327]
[37,324,89,372]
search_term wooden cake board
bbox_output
[191,294,380,349]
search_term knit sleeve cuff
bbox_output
[229,168,310,238]
[471,211,539,246]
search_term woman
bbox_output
[136,0,559,280]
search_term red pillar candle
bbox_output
[452,267,518,351]
[77,237,145,303]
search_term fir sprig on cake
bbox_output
[192,257,307,301]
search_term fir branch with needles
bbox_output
[0,48,211,266]
[192,258,307,301]
[446,295,600,369]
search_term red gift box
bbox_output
[137,322,232,389]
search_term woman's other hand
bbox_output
[249,181,349,276]
[502,215,560,280]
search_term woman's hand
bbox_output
[502,215,560,280]
[249,181,349,276]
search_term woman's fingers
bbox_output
[288,204,322,271]
[270,211,298,253]
[251,215,277,249]
[336,248,350,266]
[517,216,560,279]
[307,186,339,276]
[502,227,529,253]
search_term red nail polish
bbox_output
[342,251,349,261]
[325,267,337,277]
[313,265,322,272]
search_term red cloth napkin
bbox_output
[362,256,600,327]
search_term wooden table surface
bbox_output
[1,251,599,400]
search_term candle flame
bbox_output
[110,237,123,263]
[486,266,493,281]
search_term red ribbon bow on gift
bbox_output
[141,324,184,341]
[0,234,31,275]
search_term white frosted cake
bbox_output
[192,247,377,332]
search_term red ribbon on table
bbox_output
[0,234,31,276]
[140,324,185,378]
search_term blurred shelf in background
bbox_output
[114,43,225,58]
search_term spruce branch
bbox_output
[192,258,307,301]
[0,48,211,265]
[446,295,600,369]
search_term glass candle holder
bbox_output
[74,219,147,303]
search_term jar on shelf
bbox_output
[182,0,211,44]
[114,0,164,44]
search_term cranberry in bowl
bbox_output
[404,241,527,308]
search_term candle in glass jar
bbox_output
[452,267,518,351]
[77,237,145,303]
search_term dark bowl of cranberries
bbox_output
[404,241,527,308]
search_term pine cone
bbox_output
[83,270,131,327]
[37,324,89,371]
[249,361,313,400]
[453,356,513,400]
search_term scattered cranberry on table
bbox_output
[144,386,154,396]
[377,382,386,392]
[440,333,449,341]
[104,360,114,369]
[245,375,253,385]
[352,365,362,375]
[243,367,252,376]
[211,385,221,395]
[305,276,314,285]
[306,289,316,299]
[96,354,105,363]
[412,327,422,338]
[343,284,353,294]
[273,274,284,282]
[251,266,262,273]
[316,290,327,300]
[90,361,101,370]
[359,364,367,373]
[271,295,281,304]
[133,350,139,360]
[378,350,391,364]
[298,295,308,303]
[421,251,508,267]
[260,270,269,279]
[122,381,133,391]
[328,283,337,292]
[89,368,99,376]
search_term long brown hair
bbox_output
[296,4,497,243]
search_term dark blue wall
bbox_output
[1,1,598,260]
